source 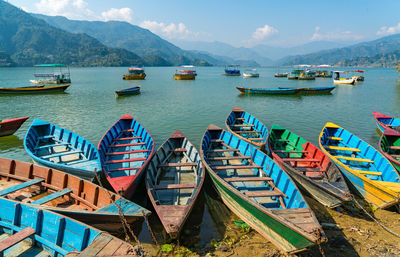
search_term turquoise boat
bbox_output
[200,124,326,253]
[236,86,299,95]
[24,119,101,181]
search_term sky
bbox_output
[6,0,400,48]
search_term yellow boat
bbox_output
[174,66,196,80]
[123,67,146,80]
[333,71,357,85]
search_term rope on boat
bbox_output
[351,195,400,238]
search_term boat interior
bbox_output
[381,134,400,162]
[227,110,267,143]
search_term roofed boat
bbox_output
[31,64,71,84]
[333,71,357,85]
[0,85,70,94]
[146,130,204,238]
[123,67,146,80]
[0,116,29,137]
[372,111,400,134]
[269,124,351,208]
[287,69,303,80]
[200,124,326,253]
[0,157,150,232]
[115,86,141,96]
[298,70,316,80]
[379,130,400,171]
[174,66,196,80]
[24,119,101,181]
[98,114,155,199]
[319,122,400,209]
[225,107,269,151]
[236,86,299,95]
[222,65,240,76]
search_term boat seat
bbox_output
[0,178,44,197]
[158,162,197,168]
[35,143,70,150]
[355,170,382,176]
[105,157,146,164]
[232,124,255,127]
[323,146,361,152]
[38,135,55,140]
[65,158,89,165]
[31,188,72,205]
[41,150,83,159]
[235,130,262,134]
[108,166,141,172]
[208,156,251,161]
[388,146,400,150]
[336,156,374,163]
[153,183,196,190]
[248,138,264,141]
[326,136,342,141]
[113,137,142,141]
[0,227,36,253]
[281,158,320,162]
[212,165,262,170]
[304,171,324,179]
[210,139,223,143]
[169,148,187,153]
[105,149,149,156]
[121,129,135,133]
[224,177,273,182]
[235,118,245,121]
[244,189,282,197]
[274,150,308,154]
[108,142,145,148]
[207,148,239,153]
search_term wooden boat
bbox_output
[279,86,335,94]
[274,72,288,77]
[379,130,400,171]
[222,65,240,76]
[333,71,356,85]
[98,114,155,199]
[298,70,315,80]
[225,107,269,151]
[0,197,138,257]
[372,111,400,134]
[115,86,141,96]
[269,124,351,208]
[0,157,150,231]
[319,122,400,209]
[200,124,326,253]
[243,69,259,78]
[0,116,29,137]
[123,67,146,80]
[0,85,70,94]
[287,69,303,80]
[236,86,298,95]
[174,66,196,80]
[24,119,102,181]
[146,130,204,238]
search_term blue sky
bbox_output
[7,0,400,47]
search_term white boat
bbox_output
[333,71,357,85]
[243,69,259,78]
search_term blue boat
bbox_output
[225,107,269,152]
[222,65,241,76]
[115,86,141,96]
[24,119,101,181]
[278,86,335,94]
[372,111,400,134]
[98,114,155,199]
[236,86,299,95]
[319,122,400,209]
[0,197,138,256]
[199,124,325,253]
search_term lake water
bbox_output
[0,66,399,247]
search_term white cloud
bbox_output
[101,8,133,23]
[311,26,363,41]
[140,20,199,40]
[377,23,400,36]
[34,0,96,20]
[252,24,278,41]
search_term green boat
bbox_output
[379,130,400,171]
[200,124,326,253]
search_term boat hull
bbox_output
[0,85,70,94]
[372,111,400,134]
[115,86,141,96]
[236,86,298,95]
[123,73,146,80]
[174,74,195,80]
[333,78,356,85]
[0,117,29,137]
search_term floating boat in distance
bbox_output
[379,130,400,171]
[200,125,326,253]
[287,69,304,80]
[174,66,196,80]
[298,70,316,80]
[222,65,240,76]
[319,122,400,209]
[372,111,400,134]
[333,71,357,85]
[243,69,259,78]
[115,86,141,96]
[0,157,150,231]
[236,86,298,95]
[98,114,155,199]
[315,70,332,78]
[0,116,29,137]
[24,119,101,181]
[123,67,146,80]
[278,86,335,94]
[30,64,71,84]
[274,72,288,77]
[146,130,204,238]
[0,84,70,94]
[0,197,138,256]
[225,107,269,151]
[269,124,351,208]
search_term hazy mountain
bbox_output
[337,50,400,68]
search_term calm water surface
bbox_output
[0,66,399,247]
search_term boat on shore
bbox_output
[0,197,139,256]
[372,111,400,134]
[123,67,146,80]
[24,119,101,181]
[146,130,204,238]
[243,69,259,78]
[115,86,141,96]
[0,84,70,94]
[379,130,400,171]
[0,157,150,231]
[319,122,400,209]
[0,116,29,137]
[236,86,298,95]
[274,72,288,77]
[200,124,326,253]
[333,71,357,85]
[30,64,71,84]
[278,86,335,94]
[98,114,155,199]
[269,124,351,208]
[225,107,269,151]
[222,65,241,76]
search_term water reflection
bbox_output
[0,135,24,152]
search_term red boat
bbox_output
[0,117,29,137]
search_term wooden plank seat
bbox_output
[274,150,308,154]
[326,136,343,141]
[212,165,262,170]
[158,162,198,168]
[244,190,282,197]
[336,156,374,163]
[113,136,142,141]
[105,157,146,164]
[248,138,264,141]
[0,178,44,196]
[235,118,245,121]
[0,227,36,253]
[169,148,187,152]
[65,158,89,165]
[210,139,223,143]
[323,145,361,152]
[121,129,135,133]
[35,142,70,150]
[355,170,382,176]
[388,146,400,150]
[41,150,82,159]
[105,149,149,156]
[108,142,145,148]
[281,158,320,162]
[207,148,239,153]
[296,167,323,172]
[224,177,273,182]
[232,124,255,127]
[153,183,196,190]
[108,166,141,172]
[38,135,55,140]
[304,171,325,179]
[207,156,251,161]
[234,130,262,134]
[31,188,72,205]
